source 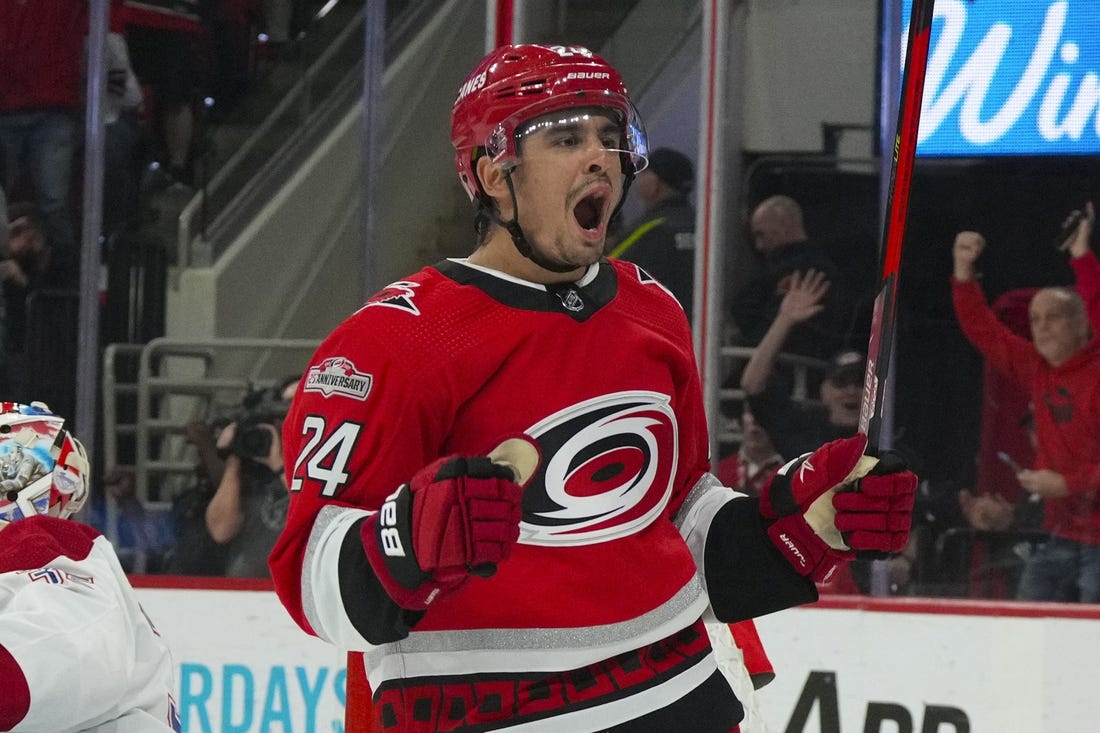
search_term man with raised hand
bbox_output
[953,230,1100,602]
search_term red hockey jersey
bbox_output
[271,258,814,732]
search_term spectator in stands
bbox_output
[0,203,53,401]
[739,269,917,595]
[730,195,848,362]
[608,147,696,315]
[934,205,1096,599]
[949,409,1044,598]
[958,286,1045,546]
[122,0,205,192]
[0,0,127,286]
[87,468,175,574]
[205,377,298,577]
[953,230,1100,602]
[738,269,860,459]
[715,405,783,498]
[103,29,145,237]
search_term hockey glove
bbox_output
[363,438,538,610]
[832,451,916,558]
[760,435,917,581]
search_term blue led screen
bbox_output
[899,0,1100,156]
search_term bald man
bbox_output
[953,230,1100,602]
[730,195,847,361]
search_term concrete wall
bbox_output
[166,0,882,350]
[742,0,879,155]
[165,0,488,355]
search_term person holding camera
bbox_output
[205,379,297,578]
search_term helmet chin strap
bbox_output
[493,162,636,276]
[498,171,581,274]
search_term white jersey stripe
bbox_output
[365,577,709,689]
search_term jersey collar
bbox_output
[435,259,618,322]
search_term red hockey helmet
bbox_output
[451,44,649,201]
[0,402,89,527]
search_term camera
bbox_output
[229,387,292,461]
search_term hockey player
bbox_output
[270,44,917,732]
[0,402,180,732]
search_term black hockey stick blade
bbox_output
[858,0,935,451]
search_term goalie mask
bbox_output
[0,402,89,528]
[451,43,649,203]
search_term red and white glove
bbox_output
[363,438,539,609]
[760,434,917,582]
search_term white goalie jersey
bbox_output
[0,515,179,732]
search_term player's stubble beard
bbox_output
[528,176,618,274]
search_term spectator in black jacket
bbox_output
[731,195,848,361]
[608,148,696,317]
[0,202,51,400]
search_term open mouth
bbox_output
[573,191,608,233]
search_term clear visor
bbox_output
[486,100,649,174]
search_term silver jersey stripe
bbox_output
[364,575,710,690]
[674,472,742,600]
[675,471,741,530]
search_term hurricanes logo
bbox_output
[303,357,373,400]
[519,391,677,546]
[633,265,679,306]
[363,281,420,315]
[454,70,487,104]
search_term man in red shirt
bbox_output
[953,230,1100,602]
[0,1,113,285]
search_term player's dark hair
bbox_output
[473,197,498,247]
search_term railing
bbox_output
[716,346,831,447]
[101,338,320,557]
[174,0,445,268]
[175,6,368,267]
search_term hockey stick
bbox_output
[858,0,936,450]
[463,437,540,578]
[488,437,539,485]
